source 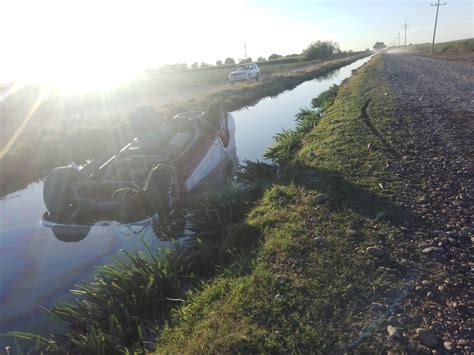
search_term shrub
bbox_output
[311,84,339,111]
[268,53,283,60]
[303,40,340,60]
[224,57,235,65]
[373,42,387,50]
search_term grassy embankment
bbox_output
[399,38,474,61]
[0,52,369,197]
[14,54,426,353]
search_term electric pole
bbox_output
[431,0,447,55]
[244,43,247,59]
[402,21,409,46]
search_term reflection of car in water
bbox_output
[42,102,238,236]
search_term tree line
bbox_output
[154,40,372,72]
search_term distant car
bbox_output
[228,63,261,83]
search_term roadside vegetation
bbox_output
[392,38,474,61]
[11,54,431,353]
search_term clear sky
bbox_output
[0,0,472,87]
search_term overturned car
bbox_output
[42,103,237,227]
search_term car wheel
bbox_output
[145,164,181,218]
[43,166,85,219]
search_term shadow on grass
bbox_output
[280,161,414,226]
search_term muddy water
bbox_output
[0,55,372,347]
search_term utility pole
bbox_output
[244,43,247,59]
[431,0,447,55]
[402,21,409,46]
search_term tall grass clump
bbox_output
[264,107,322,163]
[311,84,339,111]
[57,246,181,353]
[265,85,340,164]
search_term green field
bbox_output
[148,52,364,92]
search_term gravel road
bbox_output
[379,54,473,353]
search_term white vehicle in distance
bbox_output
[228,63,261,83]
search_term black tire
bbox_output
[145,165,181,218]
[51,226,91,242]
[43,167,85,218]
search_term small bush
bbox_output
[268,53,283,60]
[224,57,235,65]
[311,84,339,111]
[303,40,340,60]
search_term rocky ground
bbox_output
[376,54,473,353]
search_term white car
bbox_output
[228,63,261,83]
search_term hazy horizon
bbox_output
[0,0,472,86]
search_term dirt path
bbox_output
[380,54,473,353]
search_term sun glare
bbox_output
[31,60,142,96]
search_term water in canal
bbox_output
[0,55,371,347]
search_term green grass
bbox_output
[153,55,415,354]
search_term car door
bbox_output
[184,135,224,192]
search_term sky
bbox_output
[0,0,472,87]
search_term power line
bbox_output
[402,21,409,46]
[431,0,447,55]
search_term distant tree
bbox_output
[302,40,340,60]
[285,53,299,57]
[239,57,252,64]
[268,53,283,60]
[200,62,211,68]
[257,56,266,62]
[175,63,188,70]
[373,42,387,50]
[191,62,199,69]
[224,57,235,65]
[365,48,370,52]
[216,60,223,65]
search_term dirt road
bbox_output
[379,54,473,352]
